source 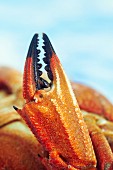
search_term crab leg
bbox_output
[84,115,113,170]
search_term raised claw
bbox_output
[16,33,96,169]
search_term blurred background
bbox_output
[0,0,113,102]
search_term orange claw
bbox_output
[15,33,96,169]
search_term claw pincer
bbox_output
[15,33,96,169]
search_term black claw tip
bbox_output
[13,106,18,111]
[43,33,56,55]
[26,33,54,91]
[42,33,54,81]
[27,34,39,58]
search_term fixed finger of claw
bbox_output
[23,34,40,102]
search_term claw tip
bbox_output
[13,105,18,111]
[27,33,39,58]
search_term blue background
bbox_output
[0,0,113,102]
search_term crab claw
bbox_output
[23,33,51,103]
[17,33,96,169]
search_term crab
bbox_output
[0,34,113,170]
[13,33,113,169]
